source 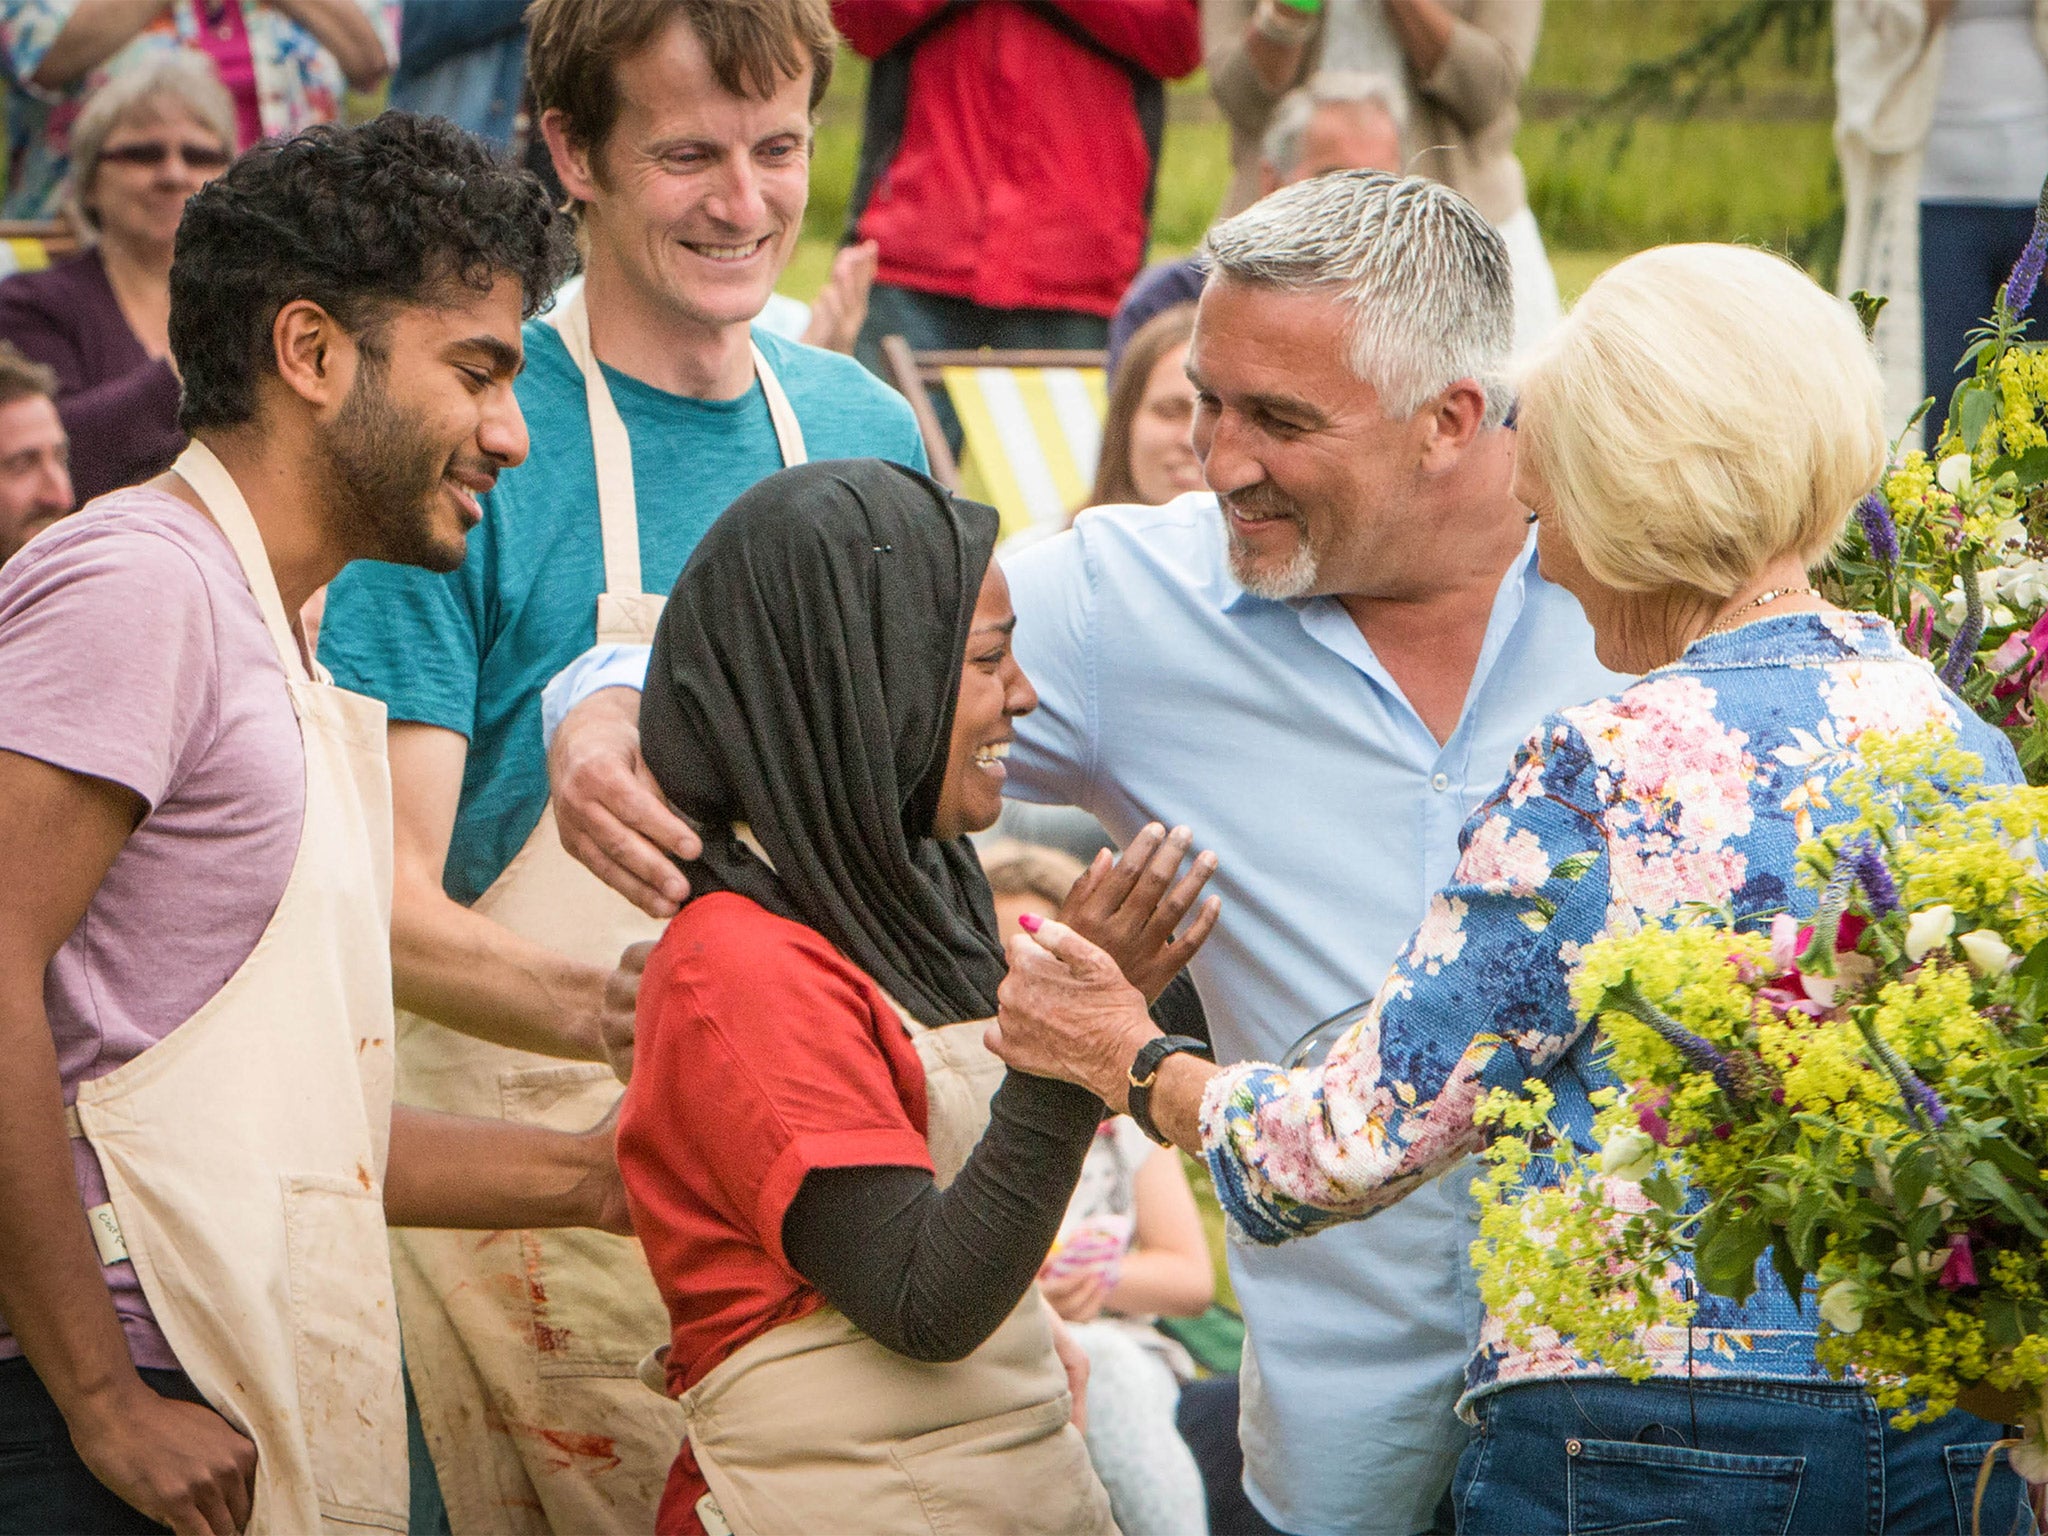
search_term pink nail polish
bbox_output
[1018,912,1044,934]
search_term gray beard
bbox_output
[1227,521,1319,600]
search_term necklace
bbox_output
[1706,585,1819,636]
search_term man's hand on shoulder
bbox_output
[548,687,700,919]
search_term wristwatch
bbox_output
[1127,1035,1214,1146]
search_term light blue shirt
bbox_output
[542,491,1627,1535]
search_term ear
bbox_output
[541,108,599,205]
[1417,377,1490,472]
[271,299,358,411]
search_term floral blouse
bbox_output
[1198,612,2023,1410]
[1,0,396,218]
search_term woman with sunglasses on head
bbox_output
[0,53,233,503]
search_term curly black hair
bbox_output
[170,112,575,433]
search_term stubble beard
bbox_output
[317,350,466,575]
[1221,491,1320,601]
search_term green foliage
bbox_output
[1472,735,2048,1433]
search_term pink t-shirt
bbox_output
[0,488,304,1371]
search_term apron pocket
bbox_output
[281,1173,407,1532]
[889,1395,1109,1536]
[500,1064,669,1378]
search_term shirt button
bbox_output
[1430,772,1451,793]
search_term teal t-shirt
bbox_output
[318,322,927,905]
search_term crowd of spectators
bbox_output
[3,5,2045,1536]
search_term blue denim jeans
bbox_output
[1454,1378,2031,1535]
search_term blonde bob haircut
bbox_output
[1515,244,1885,598]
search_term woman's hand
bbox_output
[1037,1265,1113,1325]
[990,920,1157,1108]
[1056,823,1220,1003]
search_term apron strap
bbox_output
[547,287,811,599]
[548,289,643,598]
[750,340,808,467]
[170,441,310,685]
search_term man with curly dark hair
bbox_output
[315,7,930,1528]
[0,112,627,1536]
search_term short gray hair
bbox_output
[1261,71,1408,180]
[68,51,237,229]
[1202,169,1514,425]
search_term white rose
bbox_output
[1819,1279,1866,1334]
[1905,905,1957,962]
[1598,1128,1659,1183]
[1959,929,2016,977]
[1938,453,1974,496]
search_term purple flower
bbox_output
[1854,1015,1950,1128]
[1857,491,1899,568]
[1938,1233,1979,1290]
[1941,547,1986,693]
[1848,838,1900,918]
[2004,180,2048,317]
[1606,978,1746,1101]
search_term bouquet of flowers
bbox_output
[1470,732,2048,1461]
[1826,183,2048,779]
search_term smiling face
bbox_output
[1188,275,1439,602]
[316,274,530,573]
[1127,341,1205,505]
[557,13,810,339]
[930,562,1039,842]
[0,394,72,562]
[85,99,231,256]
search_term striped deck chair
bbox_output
[880,338,1107,543]
[0,219,83,279]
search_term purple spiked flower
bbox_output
[1854,1015,1950,1128]
[1848,838,1900,918]
[2003,180,2048,318]
[1941,547,1986,692]
[1856,491,1900,568]
[1606,977,1747,1100]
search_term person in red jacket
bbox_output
[836,0,1202,447]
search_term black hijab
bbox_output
[639,459,1008,1025]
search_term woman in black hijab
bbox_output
[617,460,1217,1536]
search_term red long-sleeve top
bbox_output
[835,0,1203,318]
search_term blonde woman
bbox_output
[993,244,2032,1533]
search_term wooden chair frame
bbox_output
[878,335,1108,492]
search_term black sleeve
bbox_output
[780,1070,1101,1363]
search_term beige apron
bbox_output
[68,441,406,1533]
[676,991,1118,1536]
[392,292,807,1534]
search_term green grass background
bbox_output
[782,0,1838,314]
[782,3,1839,1298]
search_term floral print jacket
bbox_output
[1198,612,2022,1409]
[1,0,396,218]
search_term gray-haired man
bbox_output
[1109,69,1405,368]
[542,171,1626,1534]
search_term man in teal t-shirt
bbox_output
[320,317,922,911]
[311,3,921,1530]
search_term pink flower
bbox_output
[1636,1090,1673,1144]
[1938,1233,1979,1290]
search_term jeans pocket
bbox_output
[1567,1437,1805,1536]
[1944,1442,2029,1536]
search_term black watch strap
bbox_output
[1127,1034,1213,1146]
